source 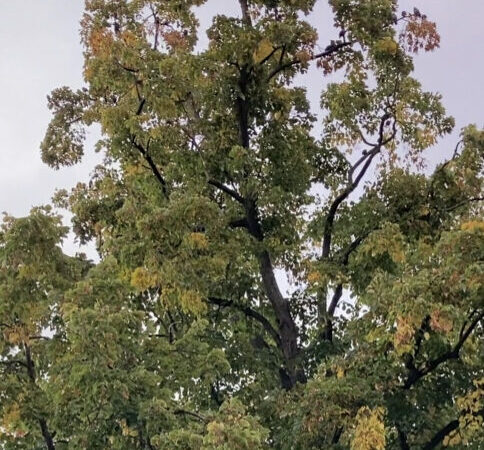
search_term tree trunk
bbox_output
[24,343,56,450]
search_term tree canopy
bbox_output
[1,1,483,448]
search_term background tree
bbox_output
[0,0,482,448]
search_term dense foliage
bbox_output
[1,1,483,448]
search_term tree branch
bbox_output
[267,41,353,81]
[208,180,245,204]
[444,196,484,213]
[404,310,484,389]
[422,419,459,450]
[321,146,380,258]
[233,46,303,387]
[337,233,368,265]
[127,99,169,198]
[422,407,484,450]
[0,359,29,369]
[173,408,208,423]
[24,343,56,450]
[322,233,369,340]
[239,0,252,25]
[332,426,343,444]
[258,45,283,66]
[131,137,168,198]
[396,426,410,450]
[327,284,343,318]
[207,297,282,348]
[29,335,52,341]
[322,114,395,259]
[229,217,249,229]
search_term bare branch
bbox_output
[149,4,160,50]
[258,45,283,66]
[173,409,208,423]
[208,297,282,348]
[422,408,484,450]
[131,137,168,198]
[136,98,146,116]
[267,41,353,81]
[29,335,52,341]
[445,196,484,213]
[321,147,379,258]
[322,114,396,259]
[404,310,484,389]
[422,420,459,450]
[0,359,29,369]
[396,426,410,450]
[208,180,245,204]
[337,233,368,265]
[327,284,343,318]
[229,217,249,229]
[239,0,252,25]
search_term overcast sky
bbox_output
[0,1,483,256]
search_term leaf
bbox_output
[130,267,157,292]
[253,39,273,64]
[351,407,386,450]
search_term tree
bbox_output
[1,0,483,448]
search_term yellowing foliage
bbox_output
[336,367,345,379]
[187,232,209,250]
[253,39,274,64]
[357,223,406,265]
[402,16,440,53]
[430,309,453,334]
[1,403,21,430]
[120,30,138,47]
[375,37,398,55]
[163,30,189,50]
[11,1,484,448]
[415,127,438,149]
[179,289,207,316]
[130,267,158,292]
[444,378,484,446]
[119,419,138,437]
[394,316,414,355]
[295,49,312,64]
[88,29,114,57]
[2,326,29,345]
[461,220,484,232]
[351,407,386,450]
[307,270,323,284]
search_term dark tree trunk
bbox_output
[24,344,56,450]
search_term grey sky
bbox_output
[0,1,483,256]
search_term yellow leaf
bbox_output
[253,39,273,64]
[430,310,453,334]
[187,232,208,250]
[394,316,414,355]
[179,289,207,316]
[376,37,398,55]
[130,267,157,292]
[295,49,312,63]
[461,220,484,232]
[351,407,386,450]
[2,403,21,430]
[307,271,322,284]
